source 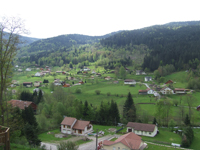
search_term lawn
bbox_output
[10,143,39,150]
[146,143,181,150]
[141,128,182,144]
[38,129,72,142]
[92,125,122,136]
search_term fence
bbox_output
[0,126,10,150]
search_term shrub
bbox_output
[75,88,82,94]
[107,92,111,96]
[95,90,101,95]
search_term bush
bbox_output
[75,88,82,94]
[107,92,111,96]
[95,90,101,95]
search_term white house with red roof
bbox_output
[102,132,147,150]
[160,87,174,95]
[126,122,158,137]
[61,117,93,135]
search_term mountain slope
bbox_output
[18,31,122,56]
[100,21,200,71]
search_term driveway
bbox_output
[41,135,115,150]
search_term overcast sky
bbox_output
[1,0,199,39]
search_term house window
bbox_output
[78,130,82,134]
[149,132,151,135]
[63,125,65,128]
[118,147,120,150]
[113,147,116,150]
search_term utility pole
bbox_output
[96,129,98,150]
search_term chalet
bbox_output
[34,81,41,87]
[12,80,18,85]
[160,87,174,95]
[26,68,31,71]
[92,70,96,74]
[147,88,154,94]
[56,71,62,73]
[104,76,111,80]
[54,79,61,86]
[18,69,22,72]
[62,71,66,75]
[197,105,200,111]
[40,68,44,71]
[83,68,90,71]
[79,81,84,84]
[15,65,19,68]
[124,79,136,85]
[23,82,33,87]
[165,80,173,84]
[61,117,93,135]
[145,76,152,82]
[102,132,147,150]
[138,90,147,95]
[113,81,119,84]
[63,83,70,87]
[35,72,41,77]
[96,73,101,76]
[68,77,76,80]
[174,88,187,94]
[127,122,158,137]
[8,99,37,112]
[136,70,146,75]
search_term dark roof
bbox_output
[61,117,76,126]
[103,132,142,149]
[139,90,147,93]
[124,79,135,82]
[8,100,36,110]
[72,120,90,130]
[127,122,156,132]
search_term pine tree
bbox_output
[152,117,157,125]
[184,114,190,126]
[123,92,136,122]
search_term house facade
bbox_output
[145,76,152,82]
[35,72,41,77]
[26,68,31,71]
[174,88,186,94]
[61,117,93,135]
[124,79,136,85]
[23,82,33,87]
[34,81,41,87]
[126,122,158,137]
[136,70,146,75]
[102,132,147,150]
[160,87,174,94]
[147,89,154,94]
[138,90,147,95]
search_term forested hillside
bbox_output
[100,21,200,71]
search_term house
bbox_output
[61,117,93,135]
[102,132,147,150]
[147,88,154,94]
[83,68,90,71]
[174,88,187,94]
[56,71,62,74]
[136,70,146,75]
[12,80,19,85]
[63,83,70,87]
[92,70,96,74]
[96,73,101,76]
[18,69,22,72]
[26,68,31,71]
[12,89,17,94]
[160,87,174,94]
[197,105,200,111]
[113,81,119,84]
[34,81,41,87]
[35,72,41,77]
[145,76,152,82]
[79,81,84,84]
[40,68,44,71]
[165,80,173,84]
[62,71,66,75]
[138,90,147,95]
[15,65,19,68]
[127,122,158,137]
[54,79,61,86]
[8,100,37,112]
[23,82,33,87]
[68,77,76,80]
[124,79,136,85]
[104,76,111,80]
[156,87,162,91]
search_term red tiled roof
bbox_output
[103,132,142,149]
[61,117,76,126]
[72,120,90,130]
[127,122,156,132]
[139,90,147,93]
[8,100,34,110]
[174,88,185,91]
